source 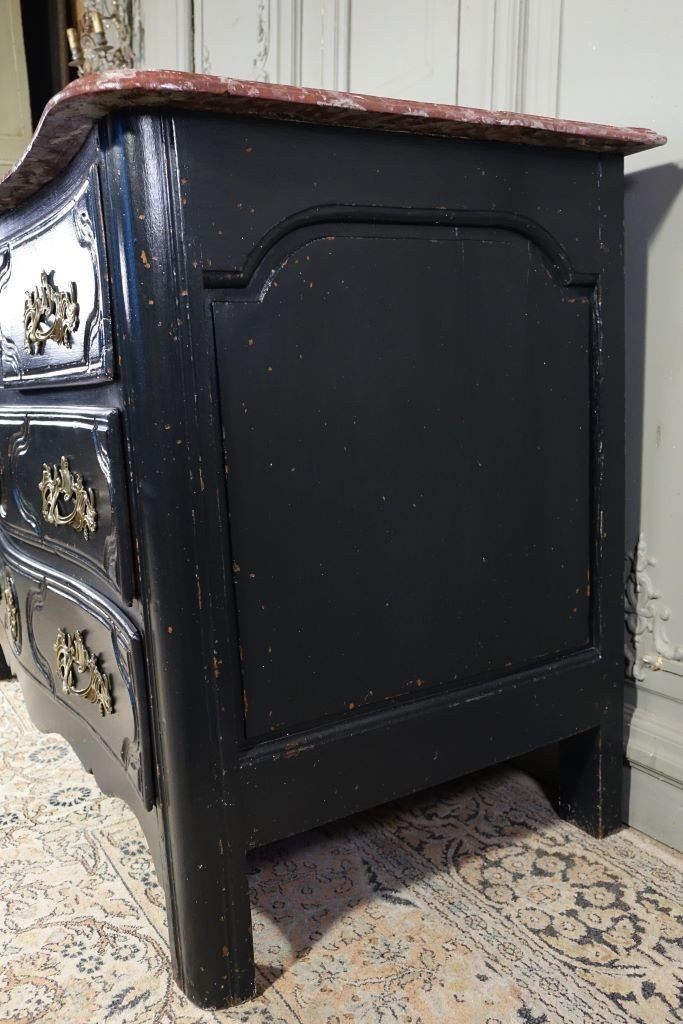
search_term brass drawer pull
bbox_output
[2,569,20,645]
[24,271,79,354]
[39,456,97,539]
[54,628,113,716]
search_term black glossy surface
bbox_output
[0,107,626,1010]
[0,531,152,808]
[214,224,593,737]
[0,143,112,389]
[0,406,133,601]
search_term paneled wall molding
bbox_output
[475,0,563,114]
[523,0,564,115]
[490,0,529,111]
[625,699,683,788]
[159,0,564,116]
[192,0,209,74]
[192,0,305,86]
[253,0,272,81]
[131,0,144,68]
[138,0,192,72]
[625,533,683,682]
[0,0,32,177]
[318,0,351,92]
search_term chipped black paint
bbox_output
[0,105,627,1010]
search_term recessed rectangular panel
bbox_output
[213,226,594,737]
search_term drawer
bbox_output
[0,535,153,809]
[0,407,134,602]
[0,163,112,388]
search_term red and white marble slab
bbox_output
[0,70,666,215]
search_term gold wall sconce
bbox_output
[66,2,133,77]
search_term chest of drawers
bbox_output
[0,70,664,1008]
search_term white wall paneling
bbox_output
[179,0,563,115]
[299,0,350,91]
[523,0,563,116]
[456,0,495,108]
[489,0,527,110]
[193,0,266,79]
[623,764,683,853]
[625,684,683,851]
[457,0,564,114]
[559,0,683,847]
[191,0,302,84]
[344,0,459,103]
[0,0,31,177]
[138,0,193,71]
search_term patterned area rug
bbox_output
[2,677,683,1024]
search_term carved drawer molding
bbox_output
[0,163,112,388]
[0,532,152,809]
[0,408,133,602]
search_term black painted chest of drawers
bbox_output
[0,71,664,1008]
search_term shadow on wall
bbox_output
[622,162,683,825]
[519,166,683,811]
[624,162,683,555]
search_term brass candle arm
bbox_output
[66,1,133,77]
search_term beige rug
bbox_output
[2,677,683,1024]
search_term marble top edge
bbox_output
[0,70,667,215]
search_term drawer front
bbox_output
[0,407,134,602]
[0,537,153,809]
[0,164,112,388]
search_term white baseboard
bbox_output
[624,693,683,851]
[624,699,683,786]
[624,762,683,851]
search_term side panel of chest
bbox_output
[213,223,595,735]
[170,115,617,740]
[94,106,627,1004]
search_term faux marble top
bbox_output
[0,70,666,214]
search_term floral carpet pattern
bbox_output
[2,677,683,1024]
